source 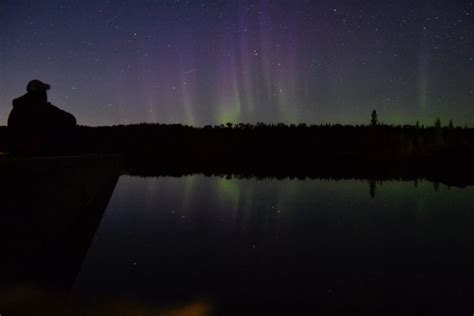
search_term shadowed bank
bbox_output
[0,156,119,315]
[1,122,474,187]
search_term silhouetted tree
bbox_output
[434,118,441,128]
[448,119,453,129]
[371,110,378,126]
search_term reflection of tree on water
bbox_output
[0,156,119,313]
[369,180,376,198]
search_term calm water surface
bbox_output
[70,175,474,314]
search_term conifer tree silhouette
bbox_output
[371,110,378,126]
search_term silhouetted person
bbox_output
[8,80,77,154]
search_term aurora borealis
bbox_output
[1,0,473,126]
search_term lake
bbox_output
[64,175,474,315]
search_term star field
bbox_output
[1,0,473,126]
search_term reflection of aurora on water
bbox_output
[71,175,474,314]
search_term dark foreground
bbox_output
[1,123,474,315]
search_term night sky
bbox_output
[1,0,473,126]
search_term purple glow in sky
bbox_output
[1,0,473,126]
